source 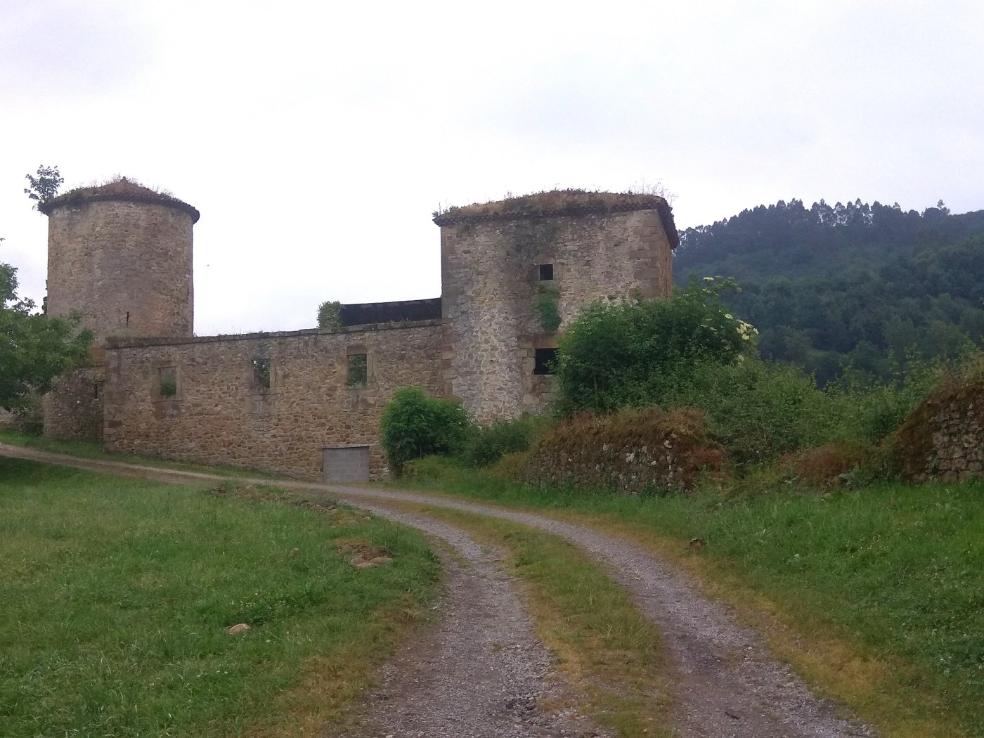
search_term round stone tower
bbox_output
[41,178,199,340]
[40,178,199,440]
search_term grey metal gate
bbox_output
[322,444,371,483]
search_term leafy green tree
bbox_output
[24,165,64,210]
[380,387,470,474]
[0,253,91,413]
[554,279,756,414]
[317,300,342,330]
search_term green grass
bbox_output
[403,504,672,736]
[0,429,274,479]
[396,458,984,737]
[0,458,440,737]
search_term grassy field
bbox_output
[0,458,439,737]
[399,459,984,737]
[399,503,672,737]
[0,429,272,479]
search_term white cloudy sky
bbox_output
[2,0,982,335]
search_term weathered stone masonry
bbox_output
[439,207,673,422]
[42,183,678,479]
[104,322,447,479]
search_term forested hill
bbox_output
[673,199,984,383]
[675,199,984,283]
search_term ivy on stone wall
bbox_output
[536,285,561,333]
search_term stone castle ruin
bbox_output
[40,180,678,480]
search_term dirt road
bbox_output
[1,444,872,737]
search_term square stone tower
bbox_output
[435,191,677,423]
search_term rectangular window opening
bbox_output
[533,348,557,375]
[347,353,368,387]
[252,358,271,389]
[538,263,554,281]
[158,367,177,398]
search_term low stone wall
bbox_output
[895,378,984,482]
[103,321,448,479]
[521,407,726,494]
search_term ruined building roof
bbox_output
[432,189,679,248]
[40,177,201,223]
[340,298,442,326]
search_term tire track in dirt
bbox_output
[1,445,874,737]
[331,502,605,738]
[327,487,874,738]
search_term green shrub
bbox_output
[459,415,545,467]
[317,300,342,330]
[659,358,830,468]
[554,279,755,414]
[824,360,943,443]
[380,388,470,475]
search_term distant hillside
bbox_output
[673,199,984,383]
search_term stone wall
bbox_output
[46,199,194,340]
[103,321,447,479]
[520,407,726,494]
[896,379,984,482]
[440,208,673,423]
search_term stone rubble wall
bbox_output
[896,380,984,482]
[520,408,726,494]
[102,322,448,480]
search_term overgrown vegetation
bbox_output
[433,189,669,224]
[380,285,962,481]
[0,253,92,416]
[554,279,754,414]
[458,415,545,467]
[379,387,470,474]
[317,300,342,330]
[0,459,439,737]
[23,164,64,209]
[535,284,561,332]
[159,375,178,397]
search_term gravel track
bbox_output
[332,502,605,738]
[1,444,874,737]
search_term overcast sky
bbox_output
[2,0,982,335]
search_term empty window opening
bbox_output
[252,358,271,389]
[533,348,557,375]
[93,382,101,399]
[538,263,554,281]
[347,353,368,387]
[125,311,130,326]
[158,367,177,398]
